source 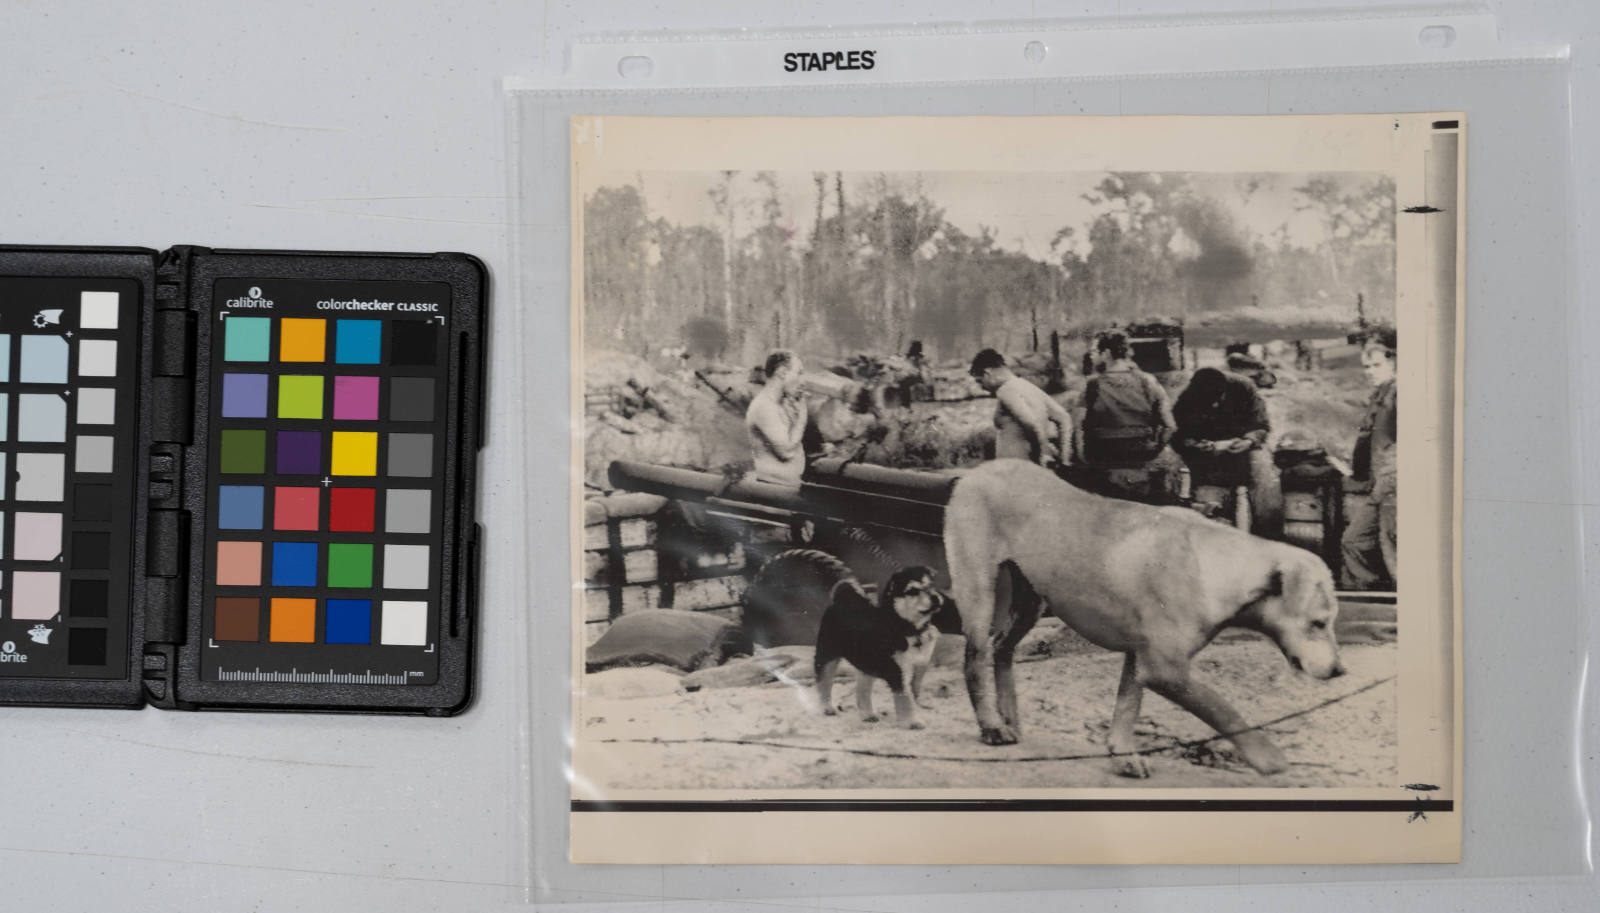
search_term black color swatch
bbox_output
[68,628,108,666]
[388,321,437,366]
[70,580,109,618]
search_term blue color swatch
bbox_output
[221,373,269,418]
[217,485,264,530]
[270,541,318,587]
[335,320,382,364]
[324,599,372,644]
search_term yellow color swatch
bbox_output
[330,431,378,476]
[269,598,316,643]
[279,318,327,362]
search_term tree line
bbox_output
[582,171,1395,366]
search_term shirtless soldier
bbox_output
[969,348,1073,469]
[745,349,809,485]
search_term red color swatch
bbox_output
[273,487,320,531]
[329,487,376,532]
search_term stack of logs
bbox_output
[581,492,748,644]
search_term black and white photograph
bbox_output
[569,115,1460,864]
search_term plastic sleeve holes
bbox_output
[1418,25,1456,49]
[1023,41,1047,64]
[618,55,653,79]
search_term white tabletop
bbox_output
[2,2,1597,911]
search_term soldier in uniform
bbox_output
[1341,333,1399,589]
[1072,332,1178,501]
[1171,355,1285,537]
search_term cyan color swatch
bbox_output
[335,320,382,364]
[224,317,271,362]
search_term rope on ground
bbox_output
[594,675,1395,764]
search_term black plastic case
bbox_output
[0,245,486,715]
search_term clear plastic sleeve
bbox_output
[510,7,1590,902]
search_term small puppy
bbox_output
[814,566,958,729]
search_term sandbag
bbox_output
[585,610,752,673]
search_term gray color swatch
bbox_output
[18,394,66,442]
[387,433,433,477]
[75,435,114,473]
[77,387,115,424]
[16,452,65,501]
[389,377,434,422]
[382,545,430,589]
[78,339,116,377]
[385,489,431,534]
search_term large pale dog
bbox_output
[944,459,1344,776]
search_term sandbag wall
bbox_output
[582,493,748,644]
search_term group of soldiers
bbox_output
[744,331,1398,591]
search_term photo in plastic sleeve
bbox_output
[567,114,1461,864]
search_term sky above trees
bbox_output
[582,169,1395,365]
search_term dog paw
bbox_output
[1112,755,1151,779]
[906,720,926,730]
[861,714,880,724]
[915,699,934,710]
[979,725,1019,745]
[1238,737,1289,775]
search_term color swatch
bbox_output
[202,279,450,686]
[0,279,137,682]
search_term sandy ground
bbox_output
[576,625,1397,790]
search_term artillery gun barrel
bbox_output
[806,456,960,505]
[607,460,946,537]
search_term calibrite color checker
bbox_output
[202,278,453,686]
[0,246,485,715]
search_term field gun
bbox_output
[607,457,958,645]
[604,455,1391,647]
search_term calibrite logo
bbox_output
[226,286,275,309]
[0,641,25,663]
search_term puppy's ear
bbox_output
[932,591,964,634]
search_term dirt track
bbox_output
[576,631,1397,790]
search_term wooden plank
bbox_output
[619,584,661,614]
[674,576,744,611]
[1283,493,1324,522]
[584,588,612,622]
[616,518,654,549]
[623,549,658,584]
[584,523,608,550]
[583,550,610,583]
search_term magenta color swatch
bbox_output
[332,376,380,421]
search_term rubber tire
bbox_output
[741,549,856,648]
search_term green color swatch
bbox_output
[327,543,373,588]
[277,375,324,419]
[224,317,271,362]
[219,429,266,474]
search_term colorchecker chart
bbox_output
[202,278,452,686]
[0,278,139,681]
